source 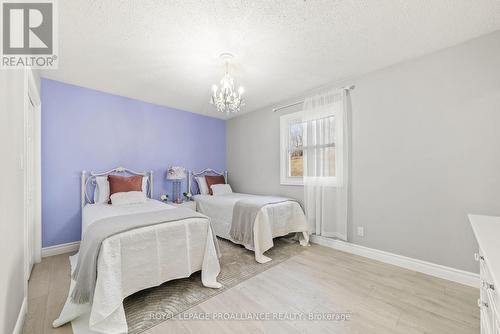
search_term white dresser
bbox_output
[470,215,500,334]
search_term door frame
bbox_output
[24,69,41,286]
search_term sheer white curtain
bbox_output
[303,88,350,240]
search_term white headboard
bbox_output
[81,166,153,208]
[189,168,228,195]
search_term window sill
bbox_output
[280,179,304,186]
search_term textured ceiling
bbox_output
[41,0,500,119]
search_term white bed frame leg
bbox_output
[300,232,310,246]
[149,170,154,199]
[81,171,87,209]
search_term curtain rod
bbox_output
[272,85,355,112]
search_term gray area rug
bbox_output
[123,237,306,334]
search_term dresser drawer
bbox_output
[480,252,500,318]
[486,288,500,326]
[478,249,500,334]
[480,292,494,334]
[470,216,500,334]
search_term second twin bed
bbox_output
[191,168,309,263]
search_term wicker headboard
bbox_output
[189,168,228,195]
[81,166,153,208]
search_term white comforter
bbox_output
[54,199,221,334]
[194,193,309,263]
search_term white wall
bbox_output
[227,101,304,201]
[0,70,29,333]
[227,30,500,273]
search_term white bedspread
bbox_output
[193,193,308,263]
[54,199,221,334]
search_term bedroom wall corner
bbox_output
[41,79,226,248]
[226,103,304,202]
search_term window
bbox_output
[280,112,304,185]
[280,111,336,185]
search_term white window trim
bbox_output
[280,111,304,186]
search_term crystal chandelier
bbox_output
[210,53,244,113]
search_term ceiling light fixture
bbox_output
[210,53,244,113]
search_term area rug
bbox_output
[123,237,306,334]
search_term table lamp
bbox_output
[166,166,186,204]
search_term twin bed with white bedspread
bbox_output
[54,168,221,333]
[191,169,309,264]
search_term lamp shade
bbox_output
[166,166,186,180]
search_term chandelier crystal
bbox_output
[210,53,244,113]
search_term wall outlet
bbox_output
[357,226,364,237]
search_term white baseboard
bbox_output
[310,235,479,288]
[40,238,478,287]
[13,297,27,334]
[321,231,347,240]
[41,241,80,258]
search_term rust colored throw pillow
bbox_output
[107,175,143,204]
[205,175,226,195]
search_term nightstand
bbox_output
[168,200,196,211]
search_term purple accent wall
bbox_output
[41,79,226,247]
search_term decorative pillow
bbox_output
[205,175,226,195]
[110,191,147,205]
[195,176,210,195]
[107,175,143,203]
[211,184,232,196]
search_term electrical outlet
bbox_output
[357,226,364,237]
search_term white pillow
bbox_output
[110,191,147,205]
[141,176,149,195]
[94,176,149,204]
[211,184,232,196]
[195,176,210,195]
[94,176,110,204]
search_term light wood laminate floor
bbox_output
[23,244,479,334]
